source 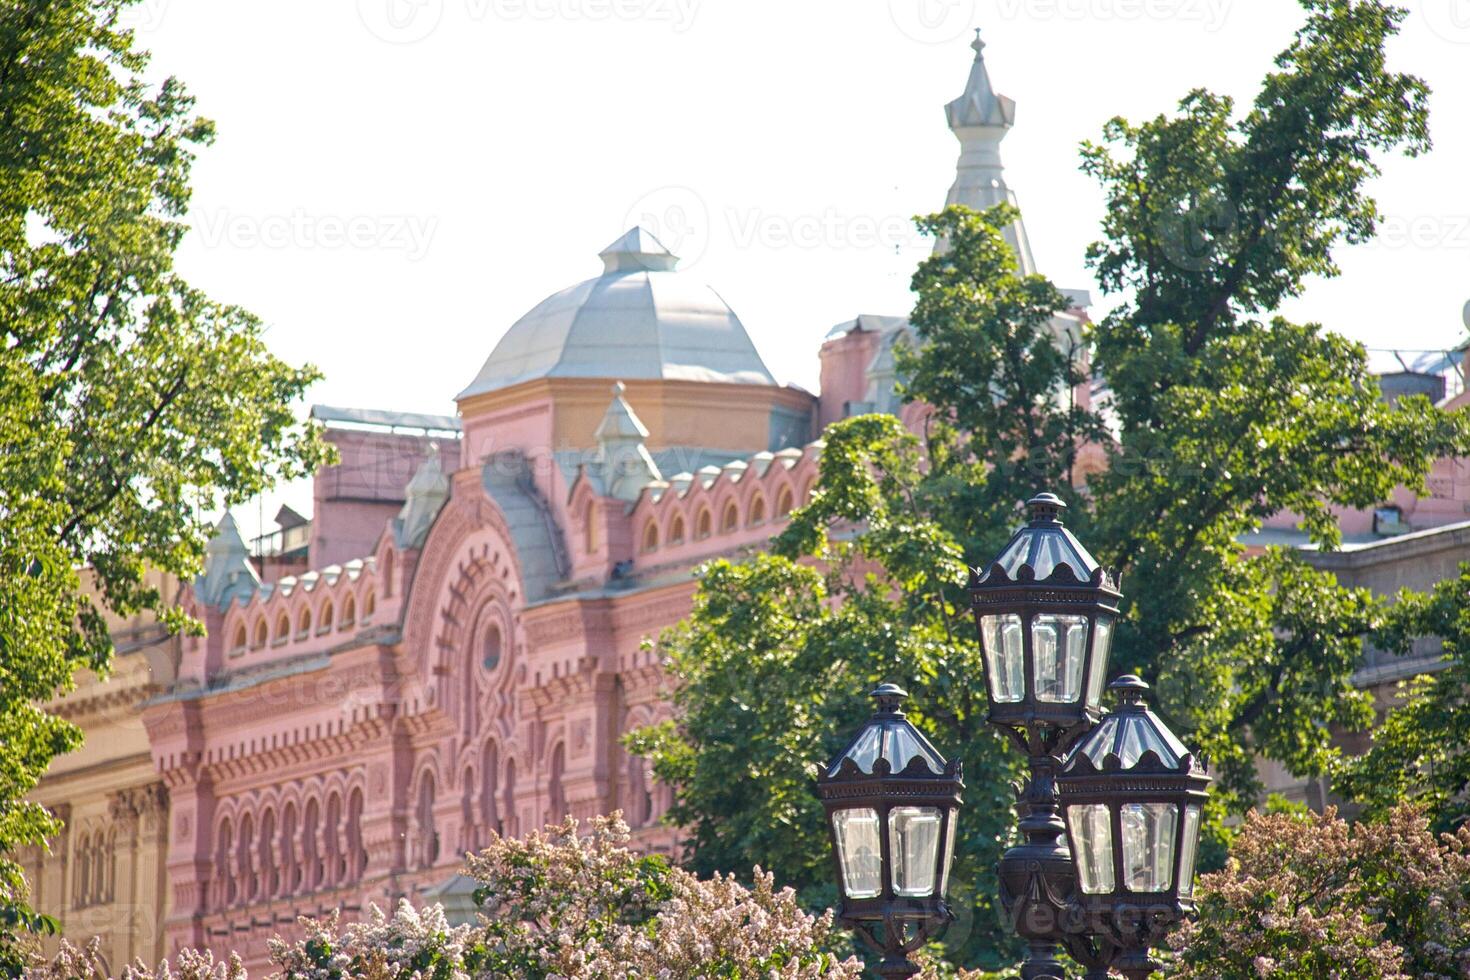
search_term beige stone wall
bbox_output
[20,571,180,968]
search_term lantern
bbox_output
[816,684,964,980]
[1056,676,1211,980]
[969,493,1121,756]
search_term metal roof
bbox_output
[310,404,462,433]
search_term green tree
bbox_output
[0,0,329,967]
[629,414,1021,967]
[1335,564,1470,827]
[636,1,1470,971]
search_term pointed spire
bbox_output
[945,29,1015,130]
[595,381,662,501]
[394,450,450,550]
[598,227,679,274]
[195,512,260,609]
[936,29,1036,273]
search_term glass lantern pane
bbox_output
[1122,803,1178,892]
[1066,804,1115,894]
[1178,805,1201,898]
[832,808,883,899]
[884,724,946,776]
[981,614,1025,703]
[1118,715,1183,768]
[832,726,882,777]
[1034,614,1088,703]
[938,809,958,896]
[993,534,1031,576]
[1032,534,1068,580]
[889,807,942,897]
[1086,616,1113,708]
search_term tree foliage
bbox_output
[25,815,873,980]
[1335,563,1470,826]
[1,0,329,966]
[629,414,1022,966]
[635,1,1470,972]
[1165,804,1470,979]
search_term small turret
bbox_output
[595,382,662,501]
[195,513,260,609]
[394,451,450,549]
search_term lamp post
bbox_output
[816,492,1209,978]
[816,684,964,980]
[968,493,1121,979]
[1056,676,1210,980]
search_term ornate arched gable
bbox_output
[400,476,532,742]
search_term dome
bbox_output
[458,228,776,400]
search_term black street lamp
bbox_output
[1056,676,1211,980]
[968,493,1121,979]
[816,492,1209,978]
[816,684,965,980]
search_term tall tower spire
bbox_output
[937,29,1036,273]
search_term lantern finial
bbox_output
[1026,492,1067,526]
[870,683,909,715]
[1109,675,1150,707]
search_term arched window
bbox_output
[481,742,500,840]
[296,607,311,639]
[237,812,256,903]
[231,623,248,654]
[776,485,794,517]
[280,802,299,896]
[252,619,268,651]
[503,759,518,838]
[258,809,278,899]
[346,788,366,881]
[339,595,356,630]
[548,743,567,824]
[749,494,767,526]
[362,590,376,625]
[415,772,438,869]
[628,754,653,829]
[382,550,395,598]
[216,817,235,908]
[324,793,343,886]
[583,500,598,555]
[75,833,91,907]
[668,515,686,546]
[100,831,115,903]
[317,601,334,635]
[274,612,290,646]
[482,624,503,672]
[721,501,739,534]
[302,798,321,891]
[695,508,712,540]
[641,521,658,553]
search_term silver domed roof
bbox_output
[458,228,776,399]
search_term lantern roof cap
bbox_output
[971,489,1115,590]
[1063,675,1197,774]
[825,683,949,779]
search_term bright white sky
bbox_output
[125,0,1470,539]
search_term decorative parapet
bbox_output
[623,438,824,567]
